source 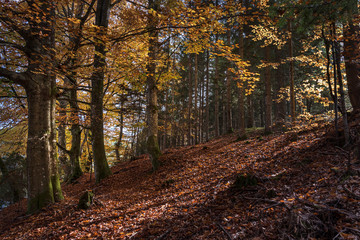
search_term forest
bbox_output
[0,0,360,239]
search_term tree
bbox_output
[0,1,63,213]
[146,0,162,170]
[90,0,112,183]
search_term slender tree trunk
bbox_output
[199,53,204,143]
[58,99,71,179]
[226,30,233,134]
[238,26,246,136]
[247,95,254,128]
[164,89,169,149]
[205,50,210,141]
[274,49,286,129]
[264,46,272,133]
[115,100,124,162]
[288,20,295,122]
[91,0,112,183]
[188,54,193,145]
[68,85,83,181]
[146,0,161,170]
[334,29,350,147]
[194,53,199,143]
[214,36,220,137]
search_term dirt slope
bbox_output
[1,123,359,239]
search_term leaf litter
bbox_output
[1,122,360,239]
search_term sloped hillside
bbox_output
[1,122,360,239]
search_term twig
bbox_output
[345,227,360,236]
[216,222,233,240]
[93,197,105,207]
[243,197,290,210]
[343,186,360,200]
[155,229,171,240]
[296,198,360,220]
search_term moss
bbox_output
[147,135,162,171]
[51,175,64,202]
[27,182,54,214]
[69,162,83,183]
[95,163,112,184]
[78,190,94,210]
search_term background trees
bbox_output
[0,0,359,212]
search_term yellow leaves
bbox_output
[251,24,287,48]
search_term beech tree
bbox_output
[90,0,112,182]
[0,1,63,213]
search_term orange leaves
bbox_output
[2,122,360,239]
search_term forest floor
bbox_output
[1,119,360,239]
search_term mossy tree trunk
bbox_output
[90,0,112,183]
[0,1,64,213]
[68,84,83,181]
[146,0,162,170]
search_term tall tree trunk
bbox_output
[115,101,124,162]
[334,28,350,147]
[343,22,360,112]
[288,20,295,122]
[58,99,71,179]
[238,25,246,137]
[274,49,286,129]
[205,50,210,141]
[226,30,233,133]
[188,54,193,145]
[26,81,61,212]
[0,1,67,213]
[264,46,272,133]
[146,0,161,170]
[194,53,199,143]
[214,36,220,137]
[90,0,112,183]
[164,89,169,149]
[68,84,83,181]
[247,95,254,128]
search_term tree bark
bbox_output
[187,54,193,145]
[115,101,124,162]
[205,50,210,141]
[68,84,83,181]
[146,0,161,170]
[226,30,233,134]
[343,22,360,112]
[214,36,220,137]
[58,99,71,179]
[288,20,295,122]
[90,0,112,183]
[238,25,246,136]
[0,1,64,213]
[264,46,272,133]
[194,53,199,143]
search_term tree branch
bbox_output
[0,67,28,87]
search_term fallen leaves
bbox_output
[1,122,360,239]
